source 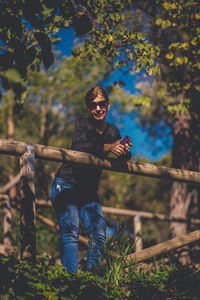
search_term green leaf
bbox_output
[64,20,70,28]
[163,2,170,10]
[161,20,171,29]
[5,68,22,83]
[99,43,105,49]
[155,18,163,26]
[166,53,174,60]
[41,4,54,18]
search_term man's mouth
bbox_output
[95,112,104,117]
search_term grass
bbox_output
[0,234,199,300]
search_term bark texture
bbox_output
[170,110,200,264]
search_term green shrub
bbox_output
[0,245,199,300]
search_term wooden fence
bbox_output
[0,138,200,263]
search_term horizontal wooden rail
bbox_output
[0,139,200,184]
[126,229,200,264]
[20,200,200,225]
[1,197,200,225]
[0,173,20,193]
[101,206,200,225]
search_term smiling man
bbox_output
[51,86,132,272]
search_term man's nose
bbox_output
[96,104,101,110]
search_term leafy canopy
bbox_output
[76,0,200,110]
[0,0,158,100]
[1,0,199,111]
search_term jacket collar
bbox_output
[87,116,108,134]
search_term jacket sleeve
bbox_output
[71,119,104,156]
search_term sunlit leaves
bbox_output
[4,69,22,83]
[165,53,174,60]
[163,2,170,10]
[71,0,159,76]
[133,96,151,108]
[156,18,171,28]
[167,98,190,113]
[195,13,200,19]
[152,0,200,112]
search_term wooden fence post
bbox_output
[134,213,143,252]
[0,194,12,255]
[20,143,36,262]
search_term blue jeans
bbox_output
[51,177,106,272]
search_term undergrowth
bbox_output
[0,234,199,300]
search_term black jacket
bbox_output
[56,117,131,196]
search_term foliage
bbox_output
[0,0,159,101]
[152,0,200,100]
[73,0,200,111]
[1,0,199,110]
[0,253,106,300]
[0,0,92,97]
[73,0,159,76]
[0,248,200,300]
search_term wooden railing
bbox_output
[0,138,200,262]
[1,139,200,183]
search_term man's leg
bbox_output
[58,204,79,272]
[79,202,106,269]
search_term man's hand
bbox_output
[104,139,132,157]
[123,141,133,153]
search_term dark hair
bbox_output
[85,86,109,106]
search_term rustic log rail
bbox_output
[0,172,20,194]
[101,206,200,225]
[0,138,200,261]
[1,139,200,184]
[126,229,200,265]
[2,196,200,225]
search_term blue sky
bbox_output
[55,28,172,161]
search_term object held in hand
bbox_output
[120,135,132,145]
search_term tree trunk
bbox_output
[170,110,200,264]
[5,90,16,253]
[7,90,17,201]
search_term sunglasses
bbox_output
[88,100,109,110]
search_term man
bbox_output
[51,86,132,272]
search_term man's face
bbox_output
[87,95,110,121]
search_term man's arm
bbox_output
[104,127,132,160]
